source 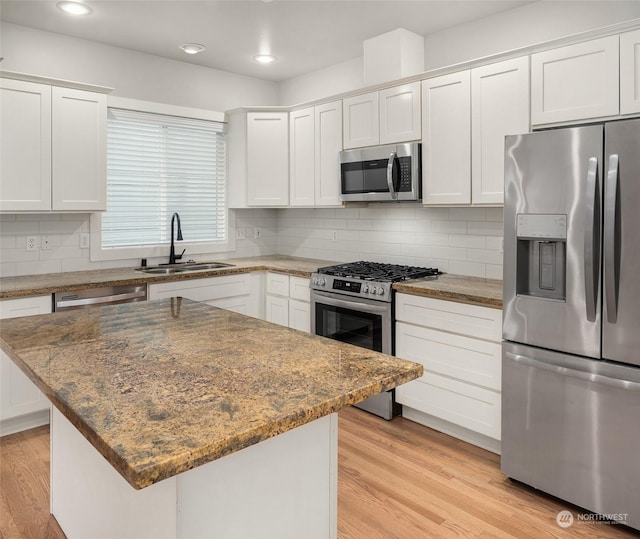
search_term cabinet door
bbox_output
[0,296,51,423]
[289,107,315,206]
[471,57,529,205]
[52,87,107,211]
[0,79,52,212]
[315,100,343,207]
[342,92,379,149]
[422,72,471,205]
[265,295,289,327]
[288,299,310,333]
[379,82,421,144]
[620,29,640,115]
[531,36,619,125]
[247,112,289,206]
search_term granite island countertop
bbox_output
[0,298,422,489]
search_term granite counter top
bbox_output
[0,255,337,300]
[393,274,503,309]
[0,298,422,489]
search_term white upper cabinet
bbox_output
[52,87,107,211]
[531,36,619,125]
[0,77,107,212]
[290,101,343,207]
[422,57,529,206]
[620,29,640,115]
[422,71,471,205]
[343,91,379,149]
[379,82,421,144]
[0,79,52,212]
[343,84,421,149]
[314,101,343,207]
[247,112,289,206]
[289,107,315,206]
[471,57,530,205]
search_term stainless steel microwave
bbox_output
[339,142,421,202]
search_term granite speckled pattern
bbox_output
[0,298,422,490]
[394,274,503,308]
[0,255,337,299]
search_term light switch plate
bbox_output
[41,235,51,251]
[254,227,261,239]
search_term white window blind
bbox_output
[103,108,226,249]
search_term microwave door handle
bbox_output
[583,157,599,322]
[604,153,619,323]
[387,152,398,199]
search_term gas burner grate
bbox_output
[318,261,441,282]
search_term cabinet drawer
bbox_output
[289,276,310,302]
[266,272,290,296]
[396,293,501,342]
[396,321,501,391]
[0,295,51,319]
[149,274,251,302]
[397,374,501,440]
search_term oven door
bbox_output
[311,289,398,419]
[311,289,392,354]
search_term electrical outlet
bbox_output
[331,230,338,242]
[26,236,38,251]
[236,228,246,240]
[254,227,261,239]
[80,233,90,249]
[41,235,51,251]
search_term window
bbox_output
[92,106,230,261]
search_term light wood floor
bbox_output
[1,408,638,538]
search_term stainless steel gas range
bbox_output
[310,261,440,419]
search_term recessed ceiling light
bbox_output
[180,43,206,55]
[254,54,276,64]
[56,1,92,15]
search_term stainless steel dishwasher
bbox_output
[53,284,147,311]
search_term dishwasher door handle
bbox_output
[55,290,147,309]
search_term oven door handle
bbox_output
[311,291,390,313]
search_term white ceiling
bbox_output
[0,1,533,82]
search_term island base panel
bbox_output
[50,408,338,539]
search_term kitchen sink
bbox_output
[136,262,234,274]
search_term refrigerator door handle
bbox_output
[604,153,619,323]
[583,157,600,322]
[505,351,640,391]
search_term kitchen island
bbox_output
[0,298,422,539]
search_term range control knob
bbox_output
[362,285,369,293]
[377,287,385,295]
[321,278,327,287]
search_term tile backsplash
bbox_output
[0,210,278,278]
[276,205,504,279]
[0,206,503,279]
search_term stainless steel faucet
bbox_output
[169,212,185,264]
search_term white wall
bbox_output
[0,22,278,111]
[277,205,504,280]
[422,1,640,70]
[277,1,640,106]
[278,56,363,107]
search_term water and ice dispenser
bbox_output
[515,214,567,301]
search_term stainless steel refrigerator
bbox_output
[502,118,640,530]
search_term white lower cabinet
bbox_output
[0,295,51,436]
[395,293,502,452]
[265,272,311,332]
[148,273,263,319]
